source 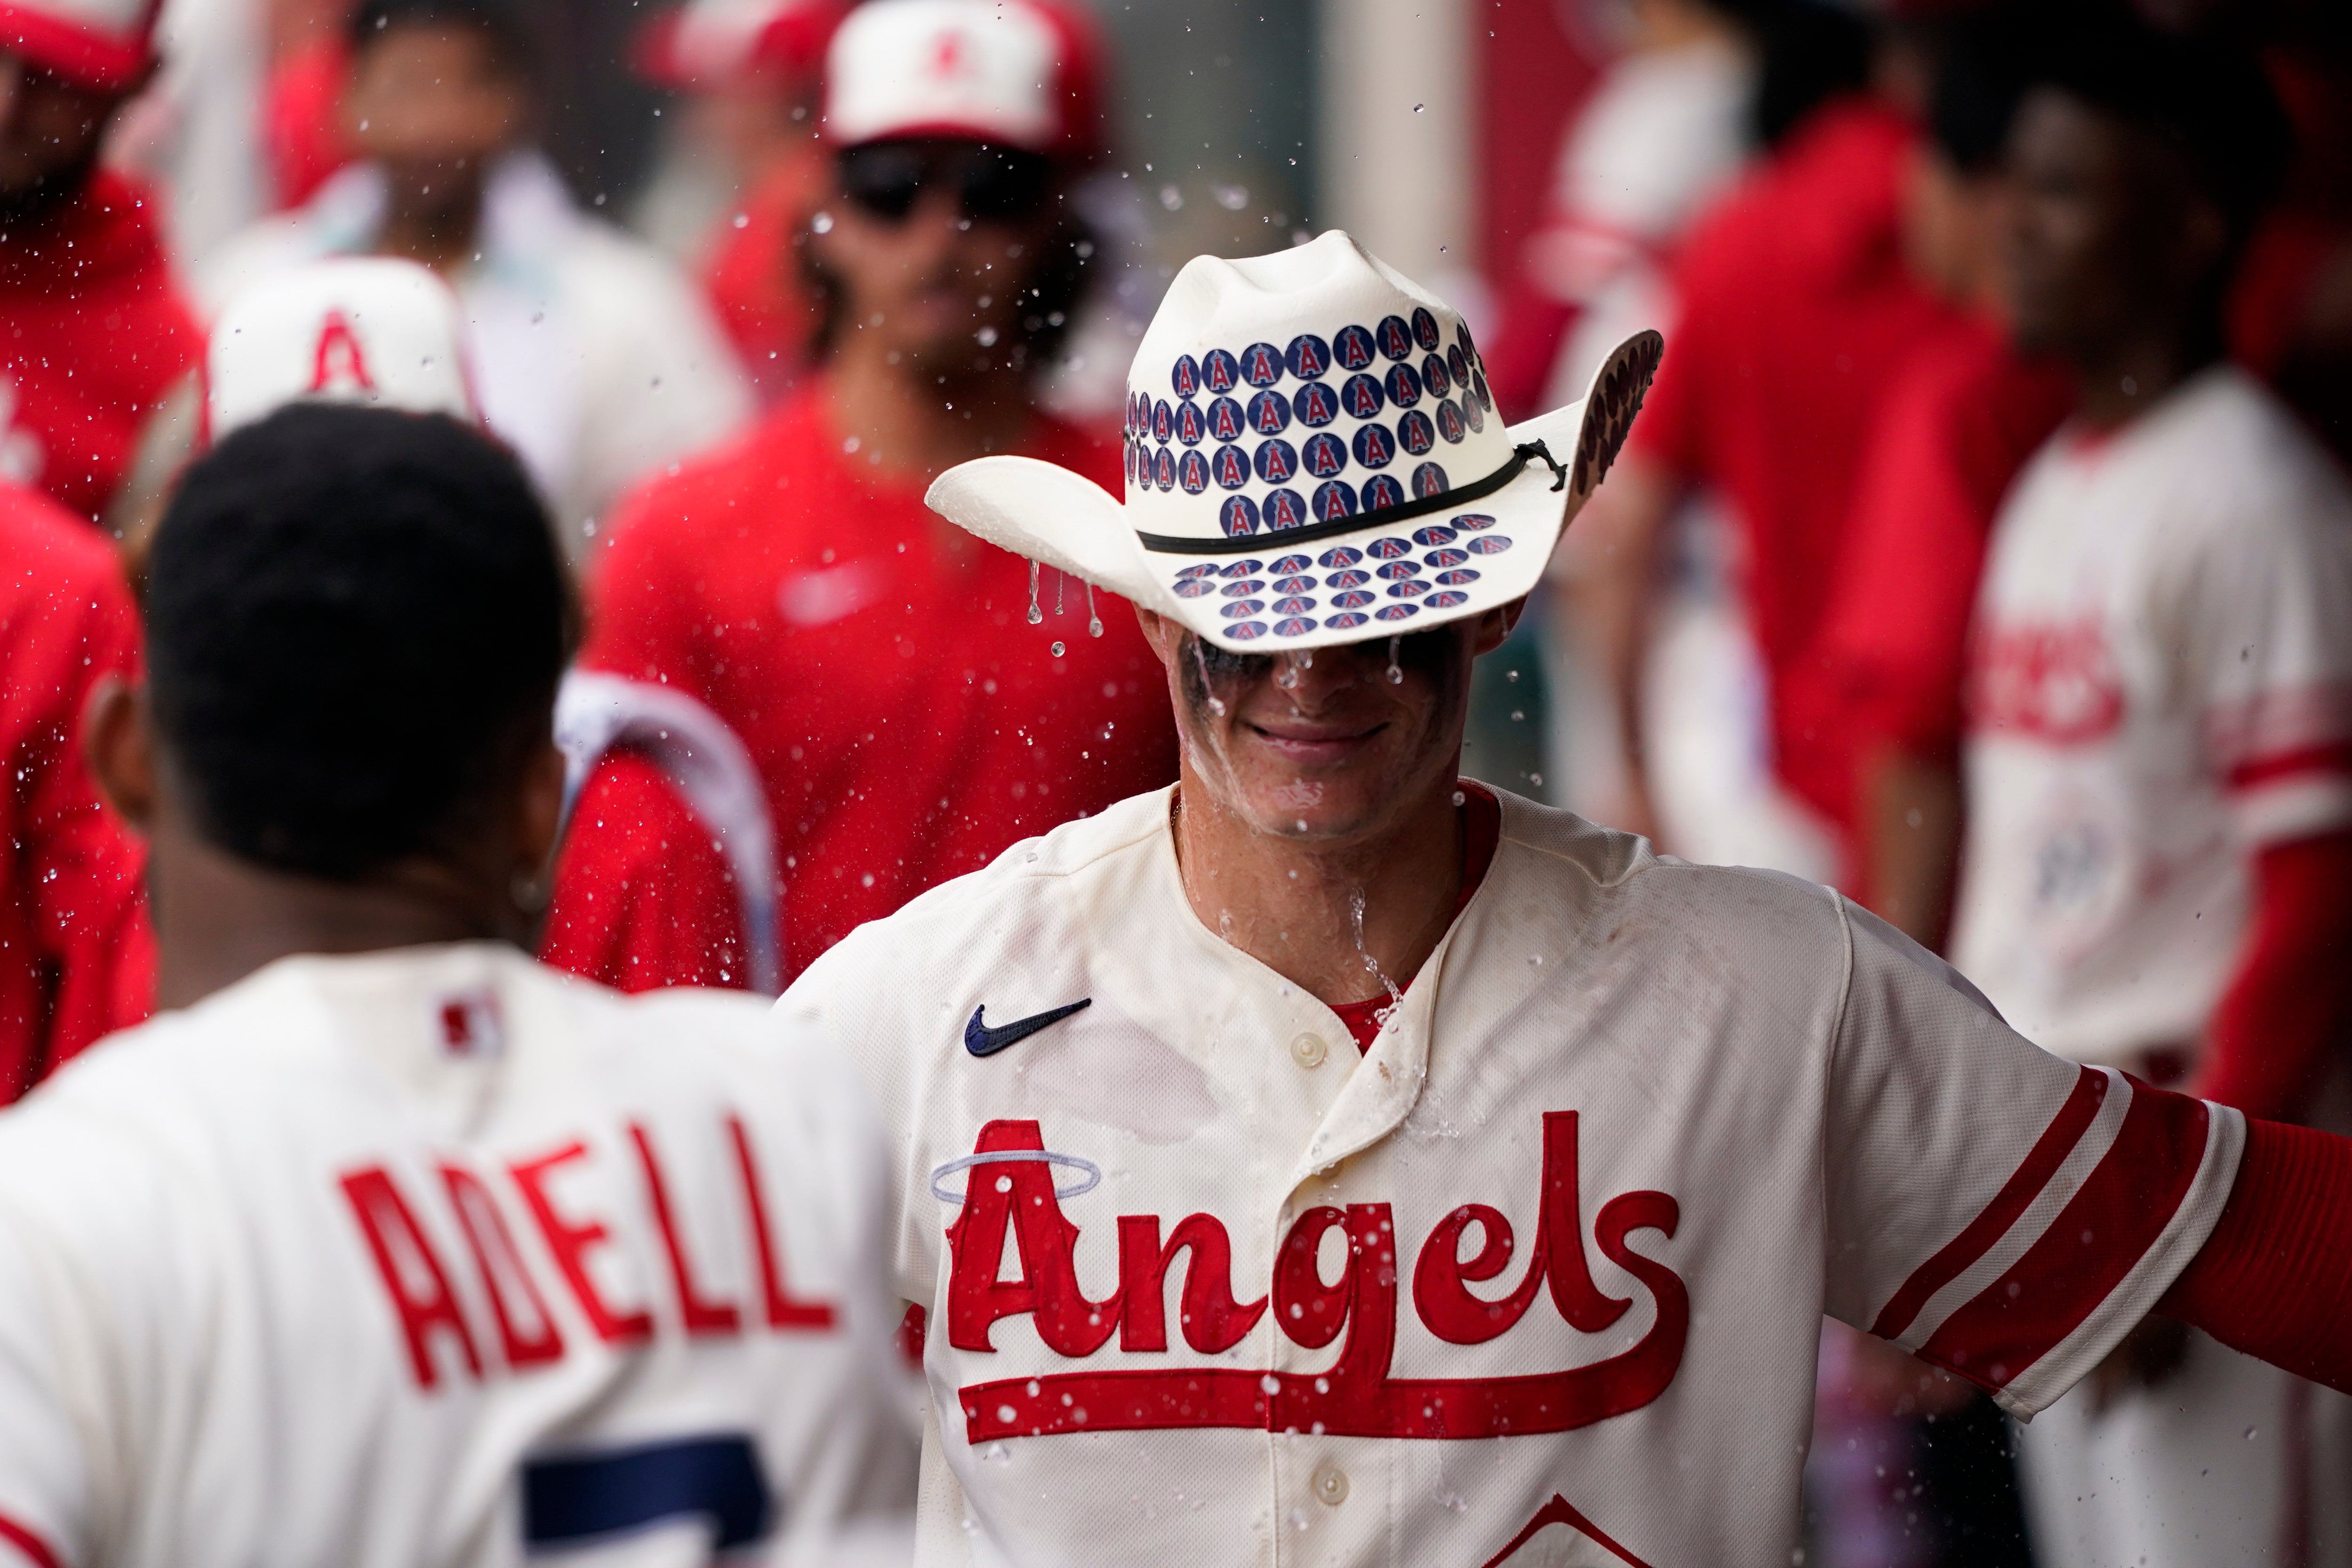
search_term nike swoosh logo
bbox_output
[964,999,1091,1057]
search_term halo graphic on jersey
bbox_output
[1264,490,1308,530]
[1208,397,1245,443]
[1213,445,1251,491]
[1352,423,1396,469]
[1285,334,1331,380]
[1334,324,1376,371]
[931,1148,1102,1204]
[1176,401,1206,446]
[1385,363,1422,409]
[1295,381,1341,428]
[1240,342,1283,388]
[1171,355,1200,397]
[1248,390,1292,436]
[1202,349,1240,394]
[1342,374,1385,420]
[1219,495,1259,536]
[1302,433,1347,478]
[1254,439,1298,484]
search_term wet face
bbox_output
[2001,87,2221,364]
[1139,605,1515,846]
[343,24,527,224]
[814,139,1065,378]
[0,53,132,206]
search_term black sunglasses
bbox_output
[837,143,1057,226]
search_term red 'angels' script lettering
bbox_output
[947,1112,1687,1441]
[338,1113,837,1388]
[1968,616,2124,744]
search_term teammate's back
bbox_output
[0,403,915,1568]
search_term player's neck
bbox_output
[144,823,527,1011]
[822,341,1035,483]
[1170,766,1466,1010]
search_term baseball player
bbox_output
[0,404,914,1567]
[781,230,2352,1568]
[1947,21,2352,1566]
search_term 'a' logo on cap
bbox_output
[310,311,377,395]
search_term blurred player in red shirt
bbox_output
[1574,21,1949,873]
[1813,13,2072,945]
[0,0,200,524]
[0,479,146,1099]
[555,0,1178,987]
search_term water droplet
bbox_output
[1386,635,1403,684]
[1212,182,1249,211]
[1085,582,1104,636]
[1160,184,1184,212]
[1050,641,1066,657]
[1027,562,1044,625]
[811,210,834,233]
[976,325,1000,347]
[1413,102,1425,113]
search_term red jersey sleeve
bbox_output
[540,749,749,993]
[581,474,707,691]
[1823,902,2245,1417]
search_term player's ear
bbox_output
[514,730,567,883]
[1472,598,1525,657]
[83,675,158,836]
[1134,604,1186,671]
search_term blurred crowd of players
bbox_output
[0,0,2346,1563]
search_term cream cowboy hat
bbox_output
[926,229,1660,652]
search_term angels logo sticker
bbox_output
[1219,495,1260,536]
[1302,433,1347,479]
[1421,354,1451,398]
[1212,445,1250,491]
[1253,439,1298,484]
[1295,382,1341,428]
[1412,306,1442,352]
[1362,475,1406,511]
[1351,423,1396,470]
[1399,410,1436,456]
[310,310,378,395]
[1202,349,1240,395]
[1334,324,1377,372]
[1437,400,1466,444]
[1177,450,1210,494]
[1264,489,1308,530]
[1152,447,1176,491]
[1412,462,1450,498]
[1342,374,1386,420]
[1240,341,1283,388]
[1248,390,1291,436]
[1285,334,1331,380]
[1312,480,1358,521]
[1152,400,1174,443]
[1175,401,1206,447]
[1385,363,1422,410]
[1377,315,1415,363]
[1208,397,1246,443]
[1170,356,1200,398]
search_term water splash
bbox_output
[1027,562,1043,626]
[1385,636,1404,685]
[1275,651,1304,691]
[1085,582,1104,637]
[1056,571,1066,616]
[1192,637,1227,716]
[1347,887,1405,1022]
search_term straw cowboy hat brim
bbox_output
[929,325,1661,654]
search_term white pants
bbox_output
[2018,1330,2350,1568]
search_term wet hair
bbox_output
[145,405,575,880]
[349,0,540,83]
[2022,4,2288,244]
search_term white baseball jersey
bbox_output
[781,786,2245,1568]
[1951,367,2352,1065]
[0,943,916,1568]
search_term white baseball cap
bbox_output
[0,0,159,91]
[823,0,1104,162]
[926,230,1661,653]
[204,257,478,444]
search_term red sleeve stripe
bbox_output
[0,1512,62,1568]
[1870,1065,2109,1343]
[2229,740,2352,792]
[1915,1086,2211,1393]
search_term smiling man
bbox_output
[779,231,2352,1568]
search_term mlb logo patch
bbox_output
[437,990,505,1057]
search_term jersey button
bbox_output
[1311,1464,1349,1506]
[1290,1032,1329,1069]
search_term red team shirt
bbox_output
[1629,101,1953,833]
[0,483,151,1099]
[0,172,200,522]
[570,387,1179,982]
[543,750,748,992]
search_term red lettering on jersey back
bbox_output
[438,1163,565,1370]
[340,1165,483,1389]
[310,310,377,394]
[946,1111,1689,1443]
[630,1122,743,1338]
[1116,1213,1266,1353]
[509,1141,655,1346]
[727,1115,836,1330]
[1967,616,2124,744]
